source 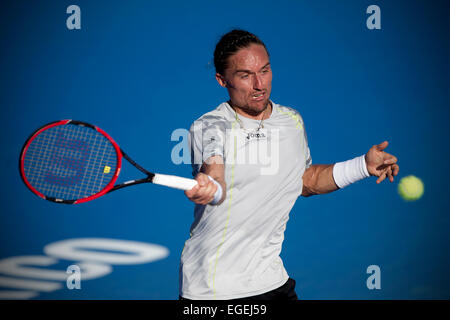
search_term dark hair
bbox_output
[213,29,269,76]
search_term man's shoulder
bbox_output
[275,103,301,116]
[274,103,306,123]
[190,102,232,128]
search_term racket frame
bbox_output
[20,120,193,205]
[19,120,123,204]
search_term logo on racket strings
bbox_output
[44,132,90,186]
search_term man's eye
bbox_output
[240,74,249,79]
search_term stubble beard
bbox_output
[230,97,271,119]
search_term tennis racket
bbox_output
[19,120,198,204]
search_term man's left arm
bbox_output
[302,141,400,197]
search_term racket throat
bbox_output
[109,175,155,192]
[124,176,155,185]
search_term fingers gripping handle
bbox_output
[152,174,223,205]
[152,174,198,191]
[207,175,223,205]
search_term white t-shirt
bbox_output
[179,101,312,300]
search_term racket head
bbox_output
[19,120,122,204]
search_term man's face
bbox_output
[217,44,272,117]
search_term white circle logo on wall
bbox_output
[0,238,169,299]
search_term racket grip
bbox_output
[152,174,198,191]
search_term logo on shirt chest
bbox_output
[246,131,266,141]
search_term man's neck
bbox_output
[229,100,272,121]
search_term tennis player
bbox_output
[180,29,399,300]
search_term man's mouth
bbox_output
[252,92,265,100]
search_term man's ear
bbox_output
[215,73,228,88]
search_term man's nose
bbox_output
[253,74,263,90]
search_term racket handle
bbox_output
[152,174,198,191]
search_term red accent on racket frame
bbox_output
[20,120,123,204]
[74,124,123,204]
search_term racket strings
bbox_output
[23,123,119,200]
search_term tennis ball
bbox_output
[398,175,424,201]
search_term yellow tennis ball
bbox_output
[398,175,424,201]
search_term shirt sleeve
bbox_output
[303,127,312,169]
[188,117,226,177]
[295,111,312,169]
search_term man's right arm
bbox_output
[185,155,226,205]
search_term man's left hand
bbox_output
[365,141,400,184]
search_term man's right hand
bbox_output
[185,172,218,205]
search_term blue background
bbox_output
[1,0,449,299]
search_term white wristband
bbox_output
[207,175,223,205]
[332,155,370,189]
